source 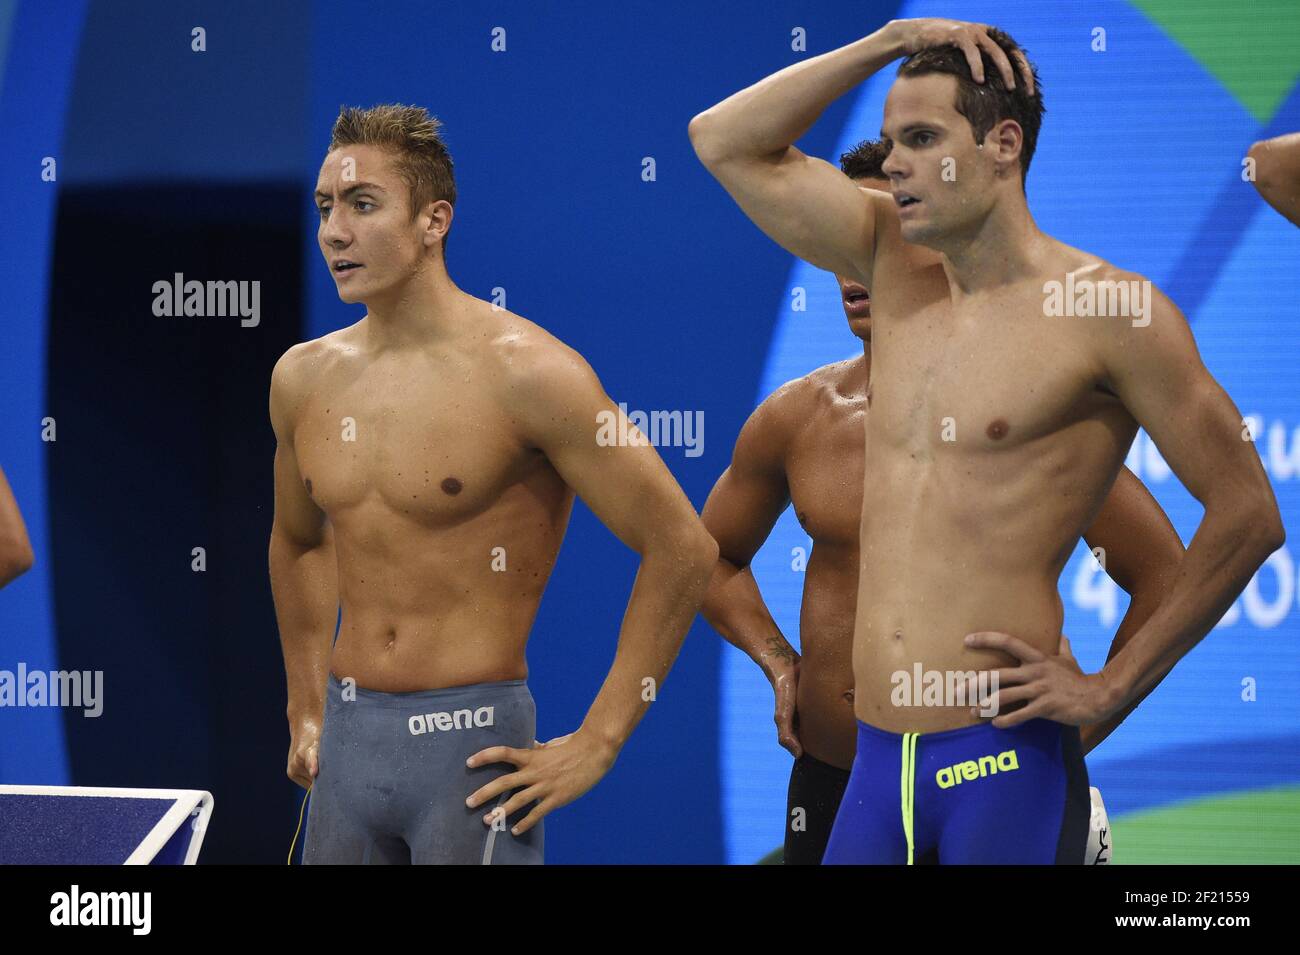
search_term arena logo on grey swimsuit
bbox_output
[408,706,495,736]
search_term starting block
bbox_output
[0,785,214,864]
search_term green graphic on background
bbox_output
[1115,784,1300,864]
[0,0,18,104]
[753,785,1300,863]
[1131,0,1300,123]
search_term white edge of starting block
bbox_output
[0,785,215,865]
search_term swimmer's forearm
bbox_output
[578,535,717,752]
[1080,580,1174,754]
[701,557,797,675]
[269,527,338,719]
[1082,670,1168,755]
[1099,500,1283,717]
[689,23,904,162]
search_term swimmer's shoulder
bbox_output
[738,360,852,461]
[487,303,588,371]
[769,359,860,417]
[1049,245,1187,392]
[270,323,362,423]
[1054,242,1159,295]
[475,303,605,415]
[275,323,362,380]
[1055,243,1180,331]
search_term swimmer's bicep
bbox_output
[268,347,301,443]
[728,393,793,482]
[702,409,791,564]
[271,440,326,547]
[564,433,697,556]
[1100,290,1256,504]
[514,351,699,554]
[268,355,326,546]
[702,468,789,568]
[703,145,879,286]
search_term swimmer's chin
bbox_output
[899,222,941,247]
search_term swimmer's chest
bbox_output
[871,292,1101,453]
[292,368,539,522]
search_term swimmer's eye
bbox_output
[913,131,936,146]
[315,200,374,217]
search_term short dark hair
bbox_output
[896,26,1044,185]
[840,139,890,180]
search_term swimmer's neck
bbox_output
[845,349,870,397]
[930,196,1050,297]
[358,264,473,350]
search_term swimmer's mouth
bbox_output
[332,260,363,273]
[895,193,921,208]
[843,285,871,314]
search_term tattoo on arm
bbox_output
[764,636,798,664]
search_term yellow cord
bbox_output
[901,733,918,865]
[287,784,311,865]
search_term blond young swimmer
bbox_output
[271,105,716,864]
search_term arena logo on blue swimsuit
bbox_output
[936,750,1020,789]
[722,0,1300,864]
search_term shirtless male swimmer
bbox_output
[691,20,1283,863]
[270,105,717,864]
[700,140,1184,865]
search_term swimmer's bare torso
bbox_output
[273,300,575,692]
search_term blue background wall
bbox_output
[1,0,1296,863]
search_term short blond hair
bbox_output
[328,104,457,250]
